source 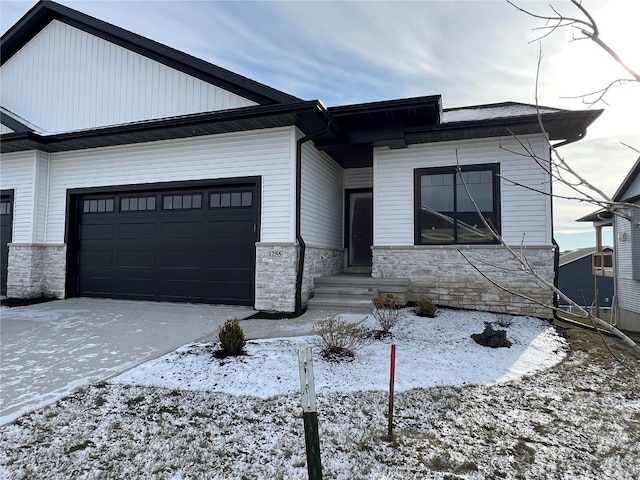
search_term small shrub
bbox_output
[494,313,513,328]
[415,297,437,318]
[471,322,512,348]
[314,315,370,361]
[372,293,402,333]
[218,318,246,355]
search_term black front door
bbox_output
[346,190,373,267]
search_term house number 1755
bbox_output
[269,250,283,258]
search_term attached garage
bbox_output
[67,180,259,305]
[1,190,13,296]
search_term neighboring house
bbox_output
[558,247,614,311]
[578,158,640,332]
[0,2,602,317]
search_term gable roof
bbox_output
[559,247,612,267]
[577,156,640,223]
[612,156,640,202]
[0,3,603,166]
[0,1,300,106]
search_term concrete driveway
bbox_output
[0,298,342,425]
[0,298,256,424]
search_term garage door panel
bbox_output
[81,223,114,240]
[117,250,155,268]
[114,278,155,297]
[80,250,114,267]
[204,281,253,303]
[75,183,257,305]
[202,251,253,269]
[158,250,200,268]
[161,221,203,239]
[118,223,156,240]
[156,280,201,299]
[78,276,113,296]
[205,220,254,238]
[204,268,253,283]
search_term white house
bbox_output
[0,1,602,317]
[578,158,640,332]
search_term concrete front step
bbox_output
[313,274,410,292]
[313,286,379,299]
[306,297,375,314]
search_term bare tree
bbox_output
[453,1,640,358]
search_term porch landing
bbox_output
[307,273,410,314]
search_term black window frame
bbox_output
[414,163,501,245]
[82,198,115,214]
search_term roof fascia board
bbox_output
[1,1,300,105]
[612,157,640,202]
[0,110,32,133]
[0,100,331,153]
[407,109,603,140]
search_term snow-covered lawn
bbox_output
[1,309,638,479]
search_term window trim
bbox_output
[414,163,501,245]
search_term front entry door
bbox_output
[347,190,373,267]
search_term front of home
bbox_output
[0,1,602,318]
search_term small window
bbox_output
[415,164,500,245]
[210,191,253,208]
[120,196,155,212]
[83,198,114,214]
[162,193,202,210]
[0,201,10,215]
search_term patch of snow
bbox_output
[442,104,560,123]
[112,310,567,396]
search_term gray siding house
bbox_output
[579,158,640,331]
[1,1,602,318]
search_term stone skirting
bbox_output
[372,245,556,318]
[301,245,344,306]
[254,242,299,312]
[254,242,344,312]
[7,243,66,299]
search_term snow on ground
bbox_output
[112,309,566,396]
[2,309,639,480]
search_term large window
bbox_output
[415,164,500,245]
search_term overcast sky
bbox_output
[2,0,638,251]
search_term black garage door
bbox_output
[1,191,13,296]
[72,183,258,305]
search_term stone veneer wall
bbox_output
[254,242,299,312]
[372,245,555,318]
[301,245,344,307]
[7,244,66,299]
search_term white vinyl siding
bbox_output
[621,173,640,199]
[0,124,15,134]
[344,168,373,190]
[0,151,38,242]
[0,20,257,134]
[33,152,50,243]
[300,140,343,247]
[374,135,551,246]
[614,206,640,314]
[45,127,295,243]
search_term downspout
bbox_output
[294,123,332,314]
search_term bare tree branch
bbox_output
[453,150,640,359]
